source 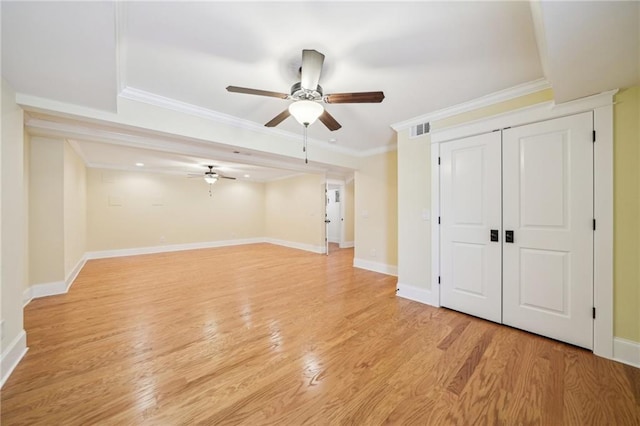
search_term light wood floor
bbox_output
[2,244,638,425]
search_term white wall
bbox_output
[1,78,27,383]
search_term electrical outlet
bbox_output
[159,236,166,244]
[370,248,377,258]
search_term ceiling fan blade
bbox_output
[325,91,385,104]
[318,110,342,131]
[226,86,289,99]
[300,49,325,91]
[265,109,291,127]
[220,176,236,180]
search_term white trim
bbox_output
[1,330,28,388]
[353,258,398,276]
[264,238,326,254]
[357,143,398,157]
[431,90,617,144]
[86,238,265,260]
[25,257,89,304]
[430,143,441,307]
[593,104,615,359]
[613,338,640,368]
[396,283,438,307]
[30,281,67,299]
[22,288,33,307]
[340,241,354,249]
[529,1,550,79]
[65,257,86,292]
[431,90,616,359]
[391,78,551,131]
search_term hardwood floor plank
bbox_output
[1,244,638,425]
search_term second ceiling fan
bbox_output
[226,49,385,131]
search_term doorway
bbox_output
[326,180,346,255]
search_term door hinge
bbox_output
[593,219,596,231]
[438,276,441,284]
[593,130,596,143]
[592,307,596,319]
[438,216,441,224]
[438,157,441,165]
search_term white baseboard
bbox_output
[396,282,439,307]
[22,287,32,307]
[264,238,326,254]
[65,256,86,292]
[1,329,28,388]
[85,238,265,259]
[613,337,640,368]
[353,258,398,276]
[30,280,67,299]
[23,256,92,305]
[339,241,354,248]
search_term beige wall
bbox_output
[63,142,86,277]
[264,174,325,250]
[1,78,25,354]
[343,179,355,243]
[23,132,30,291]
[613,86,640,342]
[397,131,431,289]
[355,151,398,269]
[87,168,266,251]
[29,137,65,285]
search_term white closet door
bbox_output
[502,112,593,349]
[441,132,502,323]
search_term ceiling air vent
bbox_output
[410,122,430,138]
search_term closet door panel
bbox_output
[502,112,593,349]
[440,132,502,323]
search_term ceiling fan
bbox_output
[226,49,385,131]
[188,165,236,184]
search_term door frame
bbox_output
[430,90,616,359]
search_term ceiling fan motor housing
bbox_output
[290,82,323,101]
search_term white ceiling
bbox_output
[2,1,639,174]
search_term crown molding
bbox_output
[358,143,398,157]
[390,78,552,132]
[119,86,359,157]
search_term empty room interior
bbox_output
[1,1,639,424]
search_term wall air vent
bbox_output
[410,122,430,138]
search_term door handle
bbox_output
[505,230,514,243]
[490,229,499,242]
[325,220,331,223]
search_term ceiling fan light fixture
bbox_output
[289,100,324,126]
[204,175,218,184]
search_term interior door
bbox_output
[502,112,593,349]
[324,182,329,255]
[327,189,341,243]
[440,131,502,323]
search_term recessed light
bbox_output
[244,174,250,178]
[328,138,337,144]
[135,162,144,167]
